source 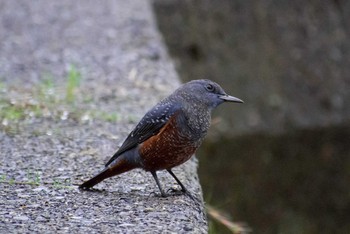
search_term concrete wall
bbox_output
[154,0,350,136]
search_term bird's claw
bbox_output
[166,187,199,203]
[148,191,168,198]
[166,187,183,195]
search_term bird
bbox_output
[79,79,243,197]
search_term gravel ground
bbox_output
[0,1,207,233]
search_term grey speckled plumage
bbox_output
[80,79,243,197]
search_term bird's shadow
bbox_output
[77,185,203,212]
[78,185,198,201]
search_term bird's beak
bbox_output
[219,94,244,103]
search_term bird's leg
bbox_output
[150,171,167,197]
[166,169,198,201]
[166,169,188,193]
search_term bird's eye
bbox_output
[205,84,214,92]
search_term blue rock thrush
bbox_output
[79,79,243,197]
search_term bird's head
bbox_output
[176,79,243,110]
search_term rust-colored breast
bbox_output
[139,114,198,171]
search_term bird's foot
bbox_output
[148,191,168,198]
[149,187,199,204]
[166,187,185,196]
[166,187,199,203]
[149,188,184,198]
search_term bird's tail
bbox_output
[79,167,110,189]
[79,156,138,190]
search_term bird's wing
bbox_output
[105,101,181,167]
